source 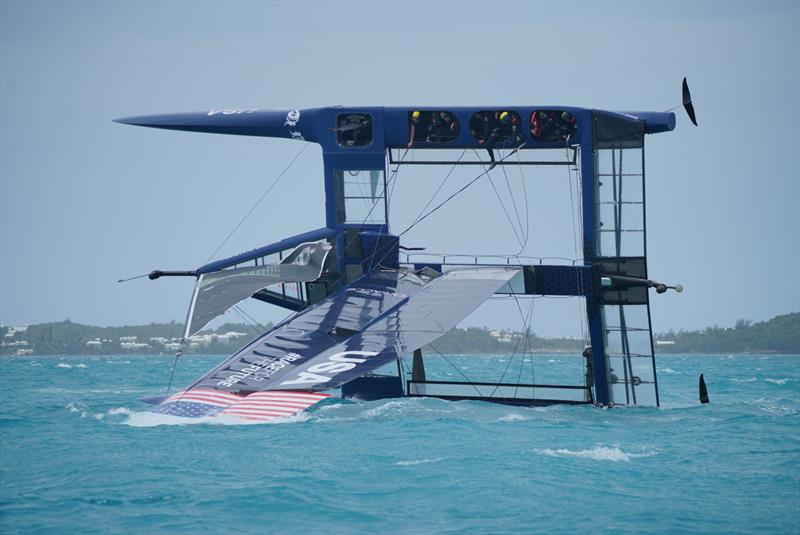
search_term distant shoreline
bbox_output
[2,313,797,356]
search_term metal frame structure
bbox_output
[117,104,681,407]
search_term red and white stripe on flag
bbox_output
[221,391,330,421]
[165,388,244,406]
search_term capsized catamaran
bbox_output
[116,80,696,421]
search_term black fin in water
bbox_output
[683,77,698,126]
[699,373,710,404]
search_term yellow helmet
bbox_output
[499,111,510,122]
[411,110,421,119]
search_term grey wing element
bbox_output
[186,266,519,393]
[184,241,331,338]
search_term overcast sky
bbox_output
[1,1,798,337]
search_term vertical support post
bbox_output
[580,115,611,406]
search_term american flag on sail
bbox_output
[153,388,330,421]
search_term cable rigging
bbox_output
[205,143,309,263]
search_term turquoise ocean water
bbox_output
[1,353,798,534]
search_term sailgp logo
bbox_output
[285,109,304,140]
[279,351,379,386]
[284,109,300,127]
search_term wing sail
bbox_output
[181,266,519,394]
[184,241,330,338]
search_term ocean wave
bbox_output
[395,457,445,466]
[537,445,657,462]
[65,402,104,420]
[498,413,530,422]
[658,367,677,374]
[758,405,798,416]
[360,399,421,419]
[113,407,310,427]
[57,363,72,368]
[66,402,85,413]
[765,378,791,385]
[312,398,464,423]
[732,377,757,382]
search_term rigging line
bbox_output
[508,294,537,398]
[396,148,522,239]
[498,153,527,252]
[364,150,409,272]
[470,149,524,250]
[515,298,538,400]
[205,143,309,263]
[405,148,467,230]
[512,295,530,398]
[473,149,527,256]
[570,144,589,343]
[386,148,408,199]
[484,164,525,250]
[566,146,580,260]
[357,152,406,230]
[165,340,183,395]
[515,148,531,251]
[427,343,485,398]
[362,148,407,224]
[486,294,534,398]
[566,145,588,345]
[386,150,404,207]
[232,304,267,335]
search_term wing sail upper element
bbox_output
[184,241,330,338]
[185,266,519,393]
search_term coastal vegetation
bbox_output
[2,313,797,356]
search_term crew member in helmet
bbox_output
[437,112,459,142]
[426,111,442,143]
[408,110,423,148]
[557,111,577,142]
[499,111,524,149]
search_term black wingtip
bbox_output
[699,373,710,404]
[682,77,698,126]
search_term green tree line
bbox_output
[2,313,797,356]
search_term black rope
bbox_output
[515,149,532,252]
[165,346,182,395]
[397,145,525,239]
[363,149,408,272]
[368,149,465,272]
[206,143,309,263]
[232,305,267,335]
[405,149,467,231]
[428,343,485,398]
[482,160,525,249]
[487,294,535,398]
[498,152,527,250]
